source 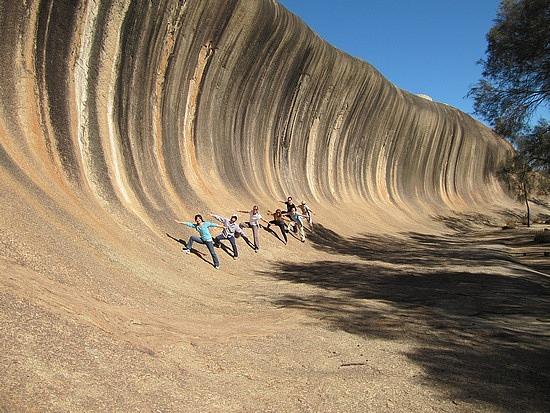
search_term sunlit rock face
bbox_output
[0,3,531,410]
[0,0,511,232]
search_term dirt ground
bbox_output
[1,206,549,412]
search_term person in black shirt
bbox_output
[282,196,296,214]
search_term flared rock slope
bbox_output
[0,0,511,221]
[3,1,540,412]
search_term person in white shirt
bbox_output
[299,201,313,228]
[238,205,264,252]
[210,213,243,259]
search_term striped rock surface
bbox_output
[1,1,530,412]
[0,0,511,225]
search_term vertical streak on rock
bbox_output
[178,0,239,204]
[151,1,188,215]
[181,41,215,196]
[0,0,45,180]
[114,0,169,215]
[305,117,320,202]
[34,0,58,170]
[35,0,80,183]
[68,0,120,206]
[104,1,140,207]
[327,104,346,200]
[75,0,100,196]
[95,0,158,230]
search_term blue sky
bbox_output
[278,0,501,124]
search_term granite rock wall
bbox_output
[0,0,512,230]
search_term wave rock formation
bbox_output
[0,0,510,226]
[0,0,522,411]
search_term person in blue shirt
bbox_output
[175,214,223,269]
[285,206,306,242]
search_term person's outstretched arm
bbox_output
[175,219,195,228]
[209,213,226,224]
[204,220,224,229]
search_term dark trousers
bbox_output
[268,220,288,242]
[214,234,238,257]
[187,236,219,267]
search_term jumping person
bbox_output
[175,215,223,269]
[266,209,289,244]
[299,201,313,228]
[210,213,242,259]
[286,206,306,242]
[238,205,263,252]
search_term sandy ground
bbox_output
[1,205,549,412]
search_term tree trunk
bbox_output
[522,181,530,227]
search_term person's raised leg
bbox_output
[214,233,224,247]
[185,235,202,253]
[239,222,252,246]
[205,241,220,268]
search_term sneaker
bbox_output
[214,265,220,270]
[183,248,191,254]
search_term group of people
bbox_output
[175,197,313,269]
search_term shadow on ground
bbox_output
[261,222,550,412]
[166,233,211,264]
